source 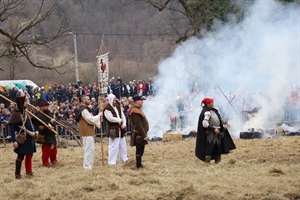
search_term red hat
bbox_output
[37,99,49,107]
[202,97,214,106]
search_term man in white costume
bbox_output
[103,94,128,165]
[75,95,101,170]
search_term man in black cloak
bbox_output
[195,97,236,163]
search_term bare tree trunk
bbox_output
[9,58,17,79]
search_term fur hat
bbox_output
[133,95,146,101]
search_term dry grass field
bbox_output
[0,136,299,200]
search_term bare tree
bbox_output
[120,0,244,43]
[0,0,72,72]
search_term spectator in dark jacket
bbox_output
[113,80,123,99]
[47,87,55,102]
[77,86,85,97]
[55,87,63,105]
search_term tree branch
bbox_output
[0,0,72,72]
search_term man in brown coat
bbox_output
[129,95,148,168]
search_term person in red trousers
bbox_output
[33,99,58,167]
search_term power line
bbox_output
[69,33,178,36]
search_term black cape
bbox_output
[195,106,236,161]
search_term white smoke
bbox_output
[281,123,299,132]
[143,0,299,139]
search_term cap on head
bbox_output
[37,99,49,107]
[133,95,146,101]
[202,97,214,106]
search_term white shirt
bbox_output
[81,109,101,129]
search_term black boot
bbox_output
[15,159,22,179]
[136,156,143,169]
[205,156,211,163]
[215,155,221,164]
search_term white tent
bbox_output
[0,79,39,91]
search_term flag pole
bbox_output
[98,34,105,166]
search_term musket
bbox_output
[27,103,70,129]
[57,119,82,147]
[26,109,58,135]
[0,94,58,135]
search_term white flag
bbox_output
[96,52,109,94]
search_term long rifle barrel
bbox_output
[27,103,66,128]
[0,94,58,135]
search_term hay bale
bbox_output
[162,132,182,142]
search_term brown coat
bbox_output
[103,103,126,138]
[78,106,95,137]
[129,104,149,147]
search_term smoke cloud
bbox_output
[143,0,299,138]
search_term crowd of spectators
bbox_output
[0,77,154,139]
[1,77,300,140]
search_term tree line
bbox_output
[0,0,297,86]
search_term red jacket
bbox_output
[137,83,146,92]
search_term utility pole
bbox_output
[69,32,79,83]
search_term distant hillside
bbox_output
[0,0,178,85]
